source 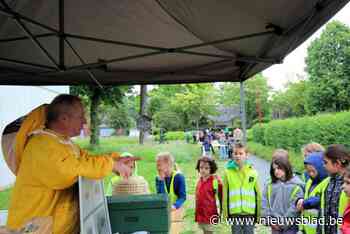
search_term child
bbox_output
[262,156,304,234]
[155,152,186,209]
[341,165,350,234]
[317,144,350,234]
[222,143,261,234]
[155,152,186,234]
[195,157,223,234]
[296,152,328,234]
[202,135,212,157]
[301,143,325,159]
[105,152,138,196]
[219,131,228,160]
[301,143,325,182]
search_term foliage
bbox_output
[270,79,308,119]
[70,85,129,146]
[103,96,137,130]
[148,84,217,130]
[153,109,183,131]
[252,111,350,151]
[218,74,271,127]
[0,188,12,209]
[305,21,350,114]
[153,131,186,141]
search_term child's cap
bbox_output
[121,152,134,157]
[121,152,138,176]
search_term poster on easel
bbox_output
[79,176,112,234]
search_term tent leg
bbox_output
[239,81,247,145]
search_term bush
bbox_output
[165,131,185,141]
[153,131,186,141]
[252,111,350,151]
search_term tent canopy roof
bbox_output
[0,0,348,86]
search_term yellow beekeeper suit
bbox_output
[6,105,119,234]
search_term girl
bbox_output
[262,156,304,234]
[296,152,328,234]
[223,143,261,234]
[155,152,186,234]
[317,144,350,234]
[155,152,186,210]
[195,157,223,234]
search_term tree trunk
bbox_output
[139,85,147,144]
[90,86,102,147]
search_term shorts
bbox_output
[198,223,216,232]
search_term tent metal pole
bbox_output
[67,51,163,71]
[59,0,65,70]
[177,31,276,50]
[0,33,56,43]
[240,81,247,145]
[65,33,165,51]
[64,38,103,88]
[0,0,60,70]
[0,57,56,70]
[0,7,59,34]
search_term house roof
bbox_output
[208,105,240,125]
[0,0,349,85]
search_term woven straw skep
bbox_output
[112,176,150,195]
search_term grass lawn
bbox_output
[0,137,271,233]
[0,189,11,210]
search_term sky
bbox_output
[263,2,350,91]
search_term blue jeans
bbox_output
[231,224,255,234]
[219,145,228,159]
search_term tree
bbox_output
[147,84,217,130]
[70,85,128,146]
[170,84,217,129]
[305,21,350,114]
[218,74,271,127]
[104,96,136,131]
[270,79,308,119]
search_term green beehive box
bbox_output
[107,194,170,234]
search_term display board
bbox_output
[79,177,112,234]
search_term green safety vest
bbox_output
[163,171,180,206]
[318,177,349,234]
[225,165,260,216]
[300,179,323,234]
[105,175,121,196]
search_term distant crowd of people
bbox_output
[186,127,243,160]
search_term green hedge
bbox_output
[252,111,350,151]
[153,131,185,141]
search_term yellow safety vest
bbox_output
[300,179,322,234]
[318,177,349,234]
[212,176,221,214]
[225,165,260,216]
[163,171,180,206]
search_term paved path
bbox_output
[249,155,270,188]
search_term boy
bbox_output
[223,143,261,234]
